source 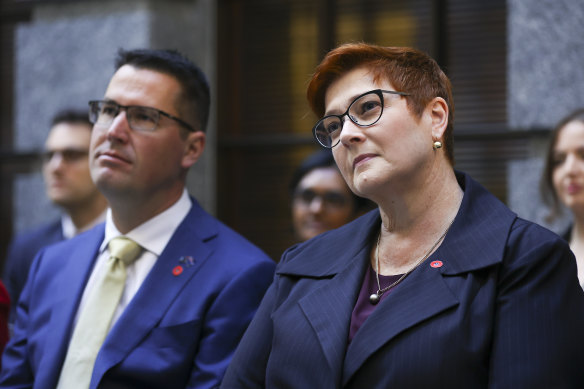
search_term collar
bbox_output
[100,189,192,256]
[61,209,108,239]
[277,171,516,278]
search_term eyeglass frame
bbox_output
[293,187,352,209]
[88,100,197,133]
[42,148,88,164]
[312,89,410,148]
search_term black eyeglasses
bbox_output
[88,100,197,133]
[293,188,350,209]
[312,89,410,148]
[42,149,88,164]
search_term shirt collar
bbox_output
[101,189,192,256]
[61,209,108,239]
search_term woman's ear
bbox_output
[429,97,449,140]
[181,131,206,169]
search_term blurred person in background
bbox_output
[290,149,372,241]
[541,107,584,289]
[3,109,108,322]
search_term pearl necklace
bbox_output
[369,218,455,305]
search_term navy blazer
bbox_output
[0,198,275,389]
[3,219,64,321]
[222,172,584,388]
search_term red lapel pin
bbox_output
[172,265,184,276]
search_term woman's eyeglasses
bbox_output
[312,89,409,148]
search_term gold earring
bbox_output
[433,141,442,150]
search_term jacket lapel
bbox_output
[40,227,104,388]
[277,211,379,381]
[297,245,369,378]
[342,172,515,384]
[342,247,459,384]
[92,201,216,382]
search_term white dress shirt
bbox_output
[61,209,107,239]
[73,189,192,330]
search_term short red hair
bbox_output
[307,43,455,164]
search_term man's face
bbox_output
[43,122,101,209]
[89,65,205,204]
[292,166,356,241]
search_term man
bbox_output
[290,149,373,241]
[0,49,275,389]
[3,110,108,322]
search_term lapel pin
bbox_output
[172,265,184,276]
[430,260,443,268]
[179,256,196,267]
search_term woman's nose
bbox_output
[339,118,366,146]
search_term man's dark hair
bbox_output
[115,48,210,132]
[51,108,91,128]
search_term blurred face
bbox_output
[292,166,356,241]
[552,120,584,215]
[90,65,204,203]
[325,67,433,200]
[43,122,101,209]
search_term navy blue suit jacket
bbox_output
[3,220,63,321]
[222,172,584,388]
[0,199,275,389]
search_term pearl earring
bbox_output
[433,141,442,150]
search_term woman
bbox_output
[222,43,584,388]
[290,149,372,241]
[541,108,584,289]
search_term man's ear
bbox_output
[429,97,449,140]
[182,131,206,169]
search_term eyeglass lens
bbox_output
[314,91,384,148]
[294,189,349,208]
[89,101,160,132]
[43,149,88,164]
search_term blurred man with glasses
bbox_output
[0,49,274,389]
[3,110,108,324]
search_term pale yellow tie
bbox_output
[56,237,142,389]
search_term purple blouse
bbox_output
[348,264,403,343]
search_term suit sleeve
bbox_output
[187,258,275,389]
[220,280,277,389]
[0,250,43,388]
[489,222,584,388]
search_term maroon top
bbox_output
[348,264,403,343]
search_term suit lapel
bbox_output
[298,245,369,378]
[92,203,215,381]
[342,249,458,384]
[341,172,515,383]
[40,227,104,387]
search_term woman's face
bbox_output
[292,166,356,241]
[552,120,584,215]
[325,67,434,200]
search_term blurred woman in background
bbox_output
[541,108,584,288]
